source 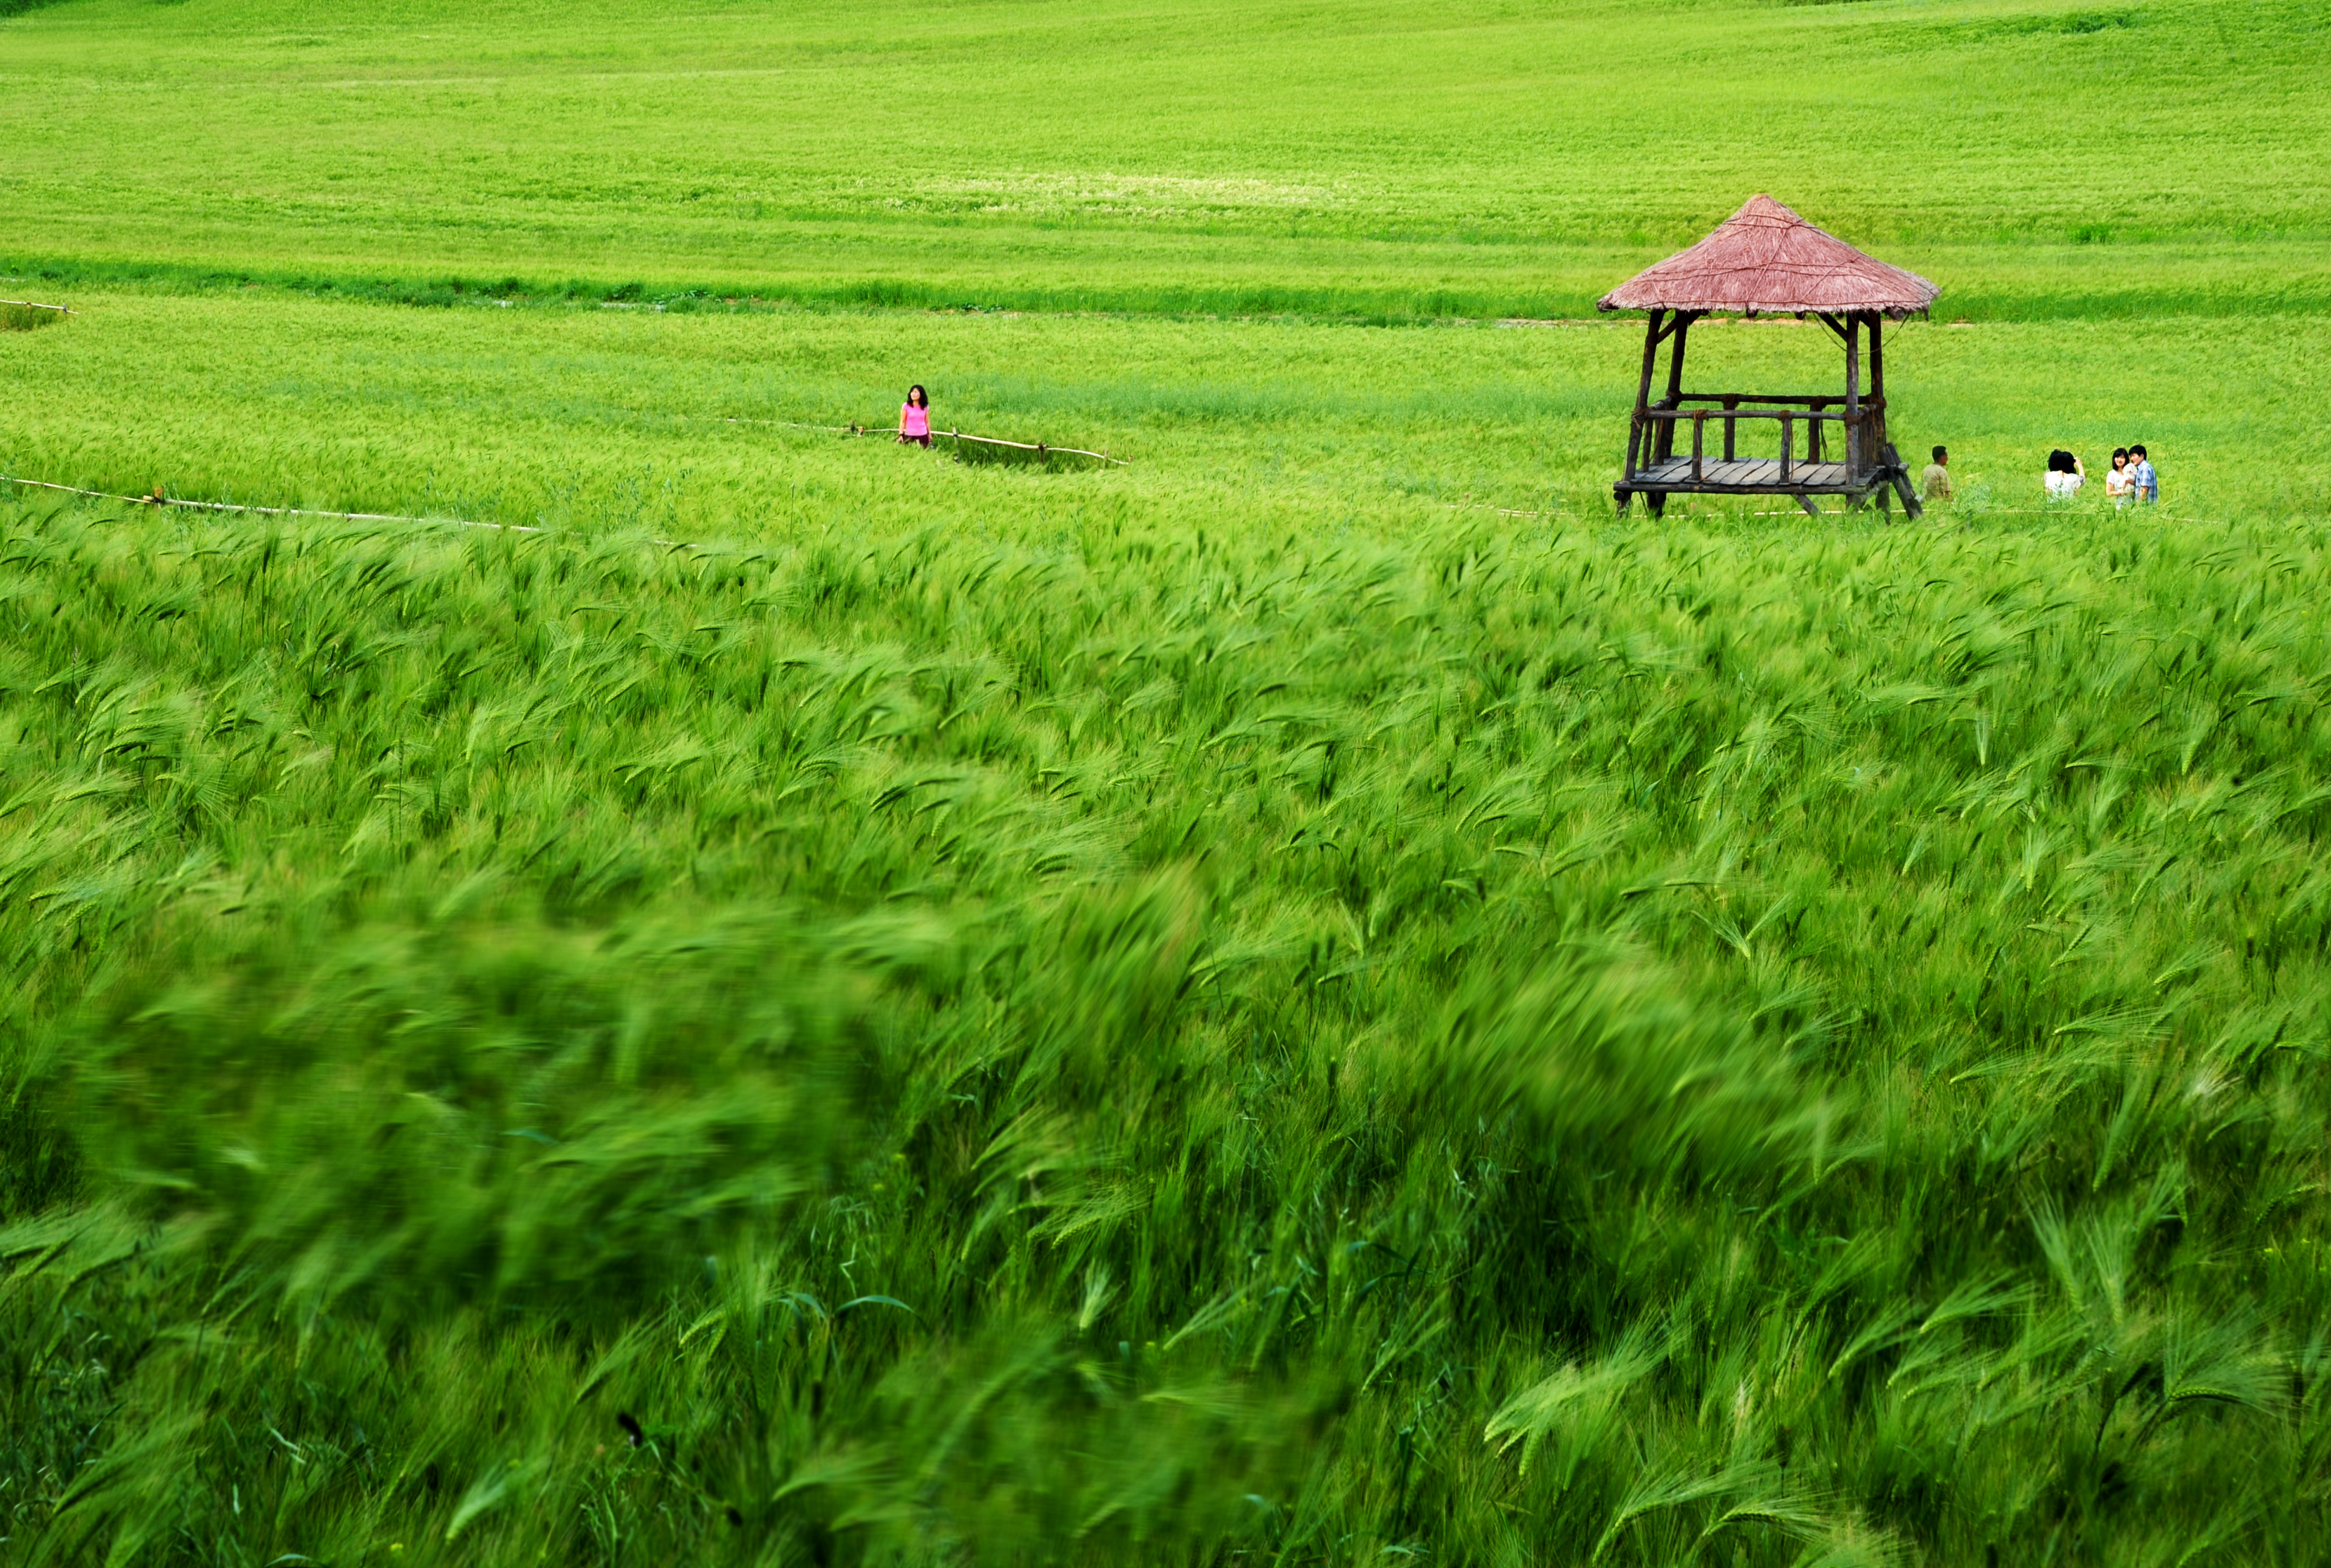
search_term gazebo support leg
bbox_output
[1796,495,1820,518]
[1627,311,1665,481]
[1655,314,1693,463]
[1891,470,1924,519]
[1869,315,1888,470]
[1844,314,1862,478]
[1647,494,1667,519]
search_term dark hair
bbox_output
[1931,445,1947,462]
[2047,449,2075,474]
[2112,447,2129,463]
[907,385,928,408]
[2129,443,2147,459]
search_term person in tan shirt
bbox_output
[1921,445,1953,501]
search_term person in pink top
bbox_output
[898,385,931,446]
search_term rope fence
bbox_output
[2,405,1132,545]
[683,414,1128,468]
[1444,499,1562,521]
[0,300,74,316]
[677,415,869,435]
[11,469,2229,553]
[1749,503,2207,520]
[6,470,1544,539]
[1,474,534,535]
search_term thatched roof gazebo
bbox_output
[1599,196,1939,517]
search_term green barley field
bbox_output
[7,0,2331,1564]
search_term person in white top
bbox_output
[2044,449,2085,499]
[2103,448,2134,505]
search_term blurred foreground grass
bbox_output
[5,492,2330,1563]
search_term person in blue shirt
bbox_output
[2129,443,2158,503]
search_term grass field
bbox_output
[7,0,2331,1563]
[6,291,2329,529]
[5,0,2330,319]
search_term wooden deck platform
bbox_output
[1625,457,1856,492]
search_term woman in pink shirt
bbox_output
[898,385,931,446]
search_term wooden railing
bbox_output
[1626,395,1888,482]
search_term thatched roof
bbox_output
[1597,196,1940,318]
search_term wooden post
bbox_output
[1626,310,1665,479]
[1844,314,1862,476]
[1656,312,1692,462]
[1888,448,1925,519]
[1692,410,1705,481]
[1665,313,1691,402]
[1868,313,1887,464]
[1722,398,1738,462]
[1780,414,1793,483]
